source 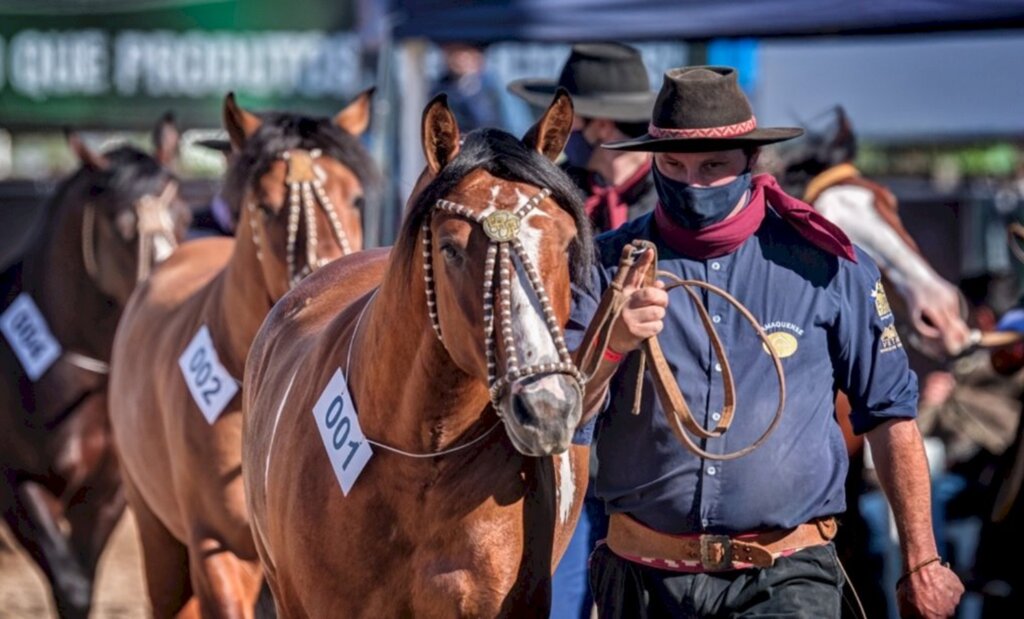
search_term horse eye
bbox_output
[352,195,366,210]
[439,242,461,264]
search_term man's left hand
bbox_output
[896,561,964,618]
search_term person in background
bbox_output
[508,42,657,619]
[509,43,657,235]
[569,65,963,618]
[431,42,509,132]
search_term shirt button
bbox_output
[712,315,722,324]
[712,412,722,421]
[701,518,710,528]
[714,362,722,372]
[711,262,721,271]
[706,466,717,476]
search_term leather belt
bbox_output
[606,512,837,571]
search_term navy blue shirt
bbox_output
[566,209,918,535]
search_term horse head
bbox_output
[775,105,857,195]
[68,114,189,304]
[414,89,592,456]
[222,90,379,300]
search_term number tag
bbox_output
[312,369,373,496]
[0,293,62,381]
[178,325,239,424]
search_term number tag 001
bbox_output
[178,325,239,424]
[312,369,373,496]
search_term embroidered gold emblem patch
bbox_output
[871,281,892,319]
[762,332,799,359]
[880,324,903,353]
[482,211,521,242]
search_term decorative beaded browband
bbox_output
[421,187,586,412]
[247,148,353,288]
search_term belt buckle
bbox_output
[699,534,732,570]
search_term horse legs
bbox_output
[64,447,126,581]
[0,478,93,619]
[124,478,198,619]
[188,533,264,619]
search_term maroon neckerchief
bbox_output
[585,160,652,231]
[653,173,857,261]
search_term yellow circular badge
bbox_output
[763,332,798,359]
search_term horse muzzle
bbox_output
[502,373,583,456]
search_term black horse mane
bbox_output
[53,145,174,216]
[394,128,593,286]
[222,111,381,219]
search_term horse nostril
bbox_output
[511,394,537,428]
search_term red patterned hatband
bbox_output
[648,116,757,139]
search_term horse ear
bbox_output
[152,111,180,166]
[334,87,375,136]
[65,130,108,170]
[223,92,262,151]
[422,93,460,175]
[523,88,574,162]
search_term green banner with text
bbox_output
[0,0,365,130]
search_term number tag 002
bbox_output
[312,369,373,496]
[178,325,239,424]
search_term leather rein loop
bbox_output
[422,187,586,414]
[576,240,787,461]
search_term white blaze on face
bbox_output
[555,451,575,524]
[508,187,560,367]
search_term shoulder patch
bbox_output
[880,324,903,353]
[871,280,892,320]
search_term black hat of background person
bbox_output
[507,43,657,122]
[604,66,804,153]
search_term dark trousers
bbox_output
[589,543,844,618]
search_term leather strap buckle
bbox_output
[699,534,732,570]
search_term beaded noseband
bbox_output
[247,148,353,289]
[421,187,586,413]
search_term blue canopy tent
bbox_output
[392,0,1024,42]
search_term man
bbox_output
[509,42,659,619]
[509,43,657,234]
[568,66,964,617]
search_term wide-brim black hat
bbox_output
[507,43,657,122]
[604,66,804,152]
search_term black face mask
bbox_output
[563,125,596,169]
[652,162,752,230]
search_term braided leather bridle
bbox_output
[422,187,586,413]
[247,148,354,289]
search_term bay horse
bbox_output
[108,90,379,618]
[0,118,187,619]
[242,91,591,618]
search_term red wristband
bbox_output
[603,347,625,363]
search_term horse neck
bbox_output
[32,192,120,359]
[205,209,274,379]
[350,263,494,453]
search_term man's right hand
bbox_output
[608,248,669,354]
